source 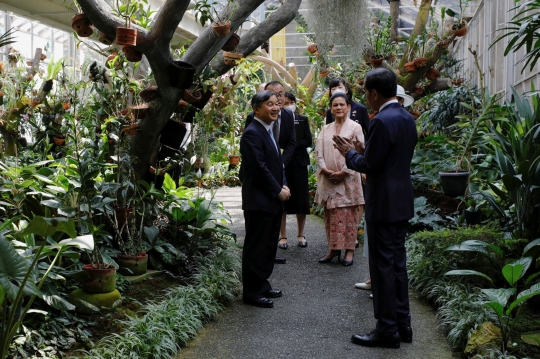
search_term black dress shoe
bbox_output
[298,236,307,248]
[274,257,287,264]
[263,289,282,298]
[351,330,400,349]
[399,327,413,343]
[243,297,273,308]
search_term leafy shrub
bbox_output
[408,196,447,233]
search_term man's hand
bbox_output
[333,135,356,157]
[361,173,367,185]
[353,138,365,155]
[278,186,291,201]
[329,171,346,184]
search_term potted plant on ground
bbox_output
[462,196,485,225]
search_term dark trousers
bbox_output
[242,210,282,300]
[367,220,411,335]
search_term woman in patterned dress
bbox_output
[314,93,365,266]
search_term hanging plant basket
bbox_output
[99,31,114,45]
[183,89,202,103]
[122,45,142,62]
[229,155,240,165]
[319,68,330,77]
[140,86,158,102]
[129,104,149,120]
[413,86,424,95]
[223,51,243,66]
[53,136,66,146]
[426,68,441,81]
[212,21,231,36]
[116,27,137,46]
[404,62,417,73]
[81,264,117,293]
[122,123,140,136]
[169,60,196,89]
[307,44,318,54]
[174,100,189,113]
[413,57,428,68]
[439,171,470,197]
[71,14,93,37]
[451,21,468,37]
[221,33,240,52]
[369,56,384,68]
[117,253,148,276]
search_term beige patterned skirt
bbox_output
[324,205,361,250]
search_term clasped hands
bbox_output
[320,168,346,185]
[278,186,291,201]
[332,135,365,157]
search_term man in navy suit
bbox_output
[240,91,291,308]
[333,68,418,349]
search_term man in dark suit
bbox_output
[325,77,370,137]
[333,68,418,349]
[245,81,296,263]
[240,90,291,308]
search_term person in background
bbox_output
[278,92,312,249]
[315,93,364,266]
[325,77,370,138]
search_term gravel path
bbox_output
[175,187,454,359]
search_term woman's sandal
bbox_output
[297,235,308,248]
[278,238,288,250]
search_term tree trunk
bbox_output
[389,0,400,43]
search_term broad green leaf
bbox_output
[0,236,41,299]
[526,271,540,285]
[521,332,540,346]
[42,294,76,311]
[503,263,524,286]
[143,226,159,243]
[483,301,505,318]
[0,284,4,306]
[163,173,176,191]
[445,269,493,282]
[507,283,540,314]
[75,298,100,312]
[19,216,77,238]
[445,243,489,255]
[524,238,540,258]
[481,288,515,307]
[59,234,94,251]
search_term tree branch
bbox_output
[148,0,192,50]
[211,0,302,75]
[398,0,432,69]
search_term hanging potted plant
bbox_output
[139,86,159,102]
[122,45,142,62]
[169,60,196,88]
[99,31,115,45]
[221,32,240,52]
[426,67,441,81]
[71,13,94,37]
[116,9,137,47]
[367,18,394,68]
[223,51,243,66]
[193,0,235,36]
[412,31,429,68]
[445,2,469,37]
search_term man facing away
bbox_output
[333,68,418,348]
[239,90,291,308]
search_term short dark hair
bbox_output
[264,81,283,90]
[364,68,397,98]
[329,92,351,106]
[328,77,353,102]
[251,90,277,109]
[284,92,296,103]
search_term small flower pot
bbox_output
[183,89,202,103]
[212,21,231,36]
[116,27,137,46]
[81,264,116,293]
[464,209,482,226]
[129,104,149,120]
[99,31,115,45]
[140,86,159,102]
[223,51,243,66]
[53,136,66,146]
[117,253,148,276]
[174,100,190,112]
[451,22,468,37]
[413,86,424,95]
[439,171,470,197]
[413,57,428,68]
[228,155,240,165]
[221,33,240,52]
[71,14,93,37]
[426,68,441,81]
[169,60,196,89]
[370,56,384,68]
[122,45,142,62]
[307,44,318,53]
[122,123,140,136]
[404,62,417,73]
[319,69,330,77]
[453,79,463,86]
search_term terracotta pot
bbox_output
[453,79,463,86]
[228,155,240,165]
[81,264,116,293]
[223,51,243,66]
[122,45,142,62]
[404,62,417,73]
[169,60,196,88]
[140,86,158,102]
[319,69,330,77]
[130,104,149,119]
[114,207,134,225]
[426,68,440,81]
[40,53,47,61]
[71,14,93,37]
[183,89,202,103]
[99,31,114,45]
[409,110,421,119]
[413,87,424,95]
[370,56,384,68]
[451,22,468,37]
[413,57,428,68]
[307,44,318,53]
[116,27,137,46]
[53,136,66,146]
[221,33,240,52]
[174,100,190,112]
[122,123,139,136]
[117,253,148,276]
[212,21,231,36]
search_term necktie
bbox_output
[268,128,279,153]
[272,120,280,144]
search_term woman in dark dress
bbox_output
[278,92,313,249]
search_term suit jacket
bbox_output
[245,108,297,168]
[291,113,313,167]
[326,101,370,137]
[240,120,285,214]
[345,102,418,223]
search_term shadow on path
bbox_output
[176,187,454,359]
